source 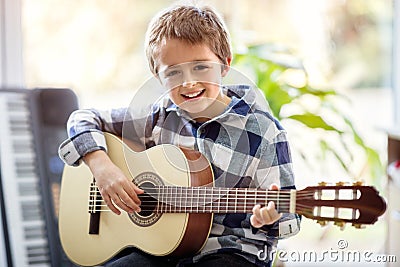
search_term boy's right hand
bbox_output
[83,150,144,215]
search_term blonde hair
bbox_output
[145,4,232,74]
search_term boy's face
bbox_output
[156,39,231,121]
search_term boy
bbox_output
[59,3,300,267]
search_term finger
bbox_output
[250,214,263,228]
[124,183,144,205]
[117,190,140,213]
[120,182,142,209]
[252,204,261,217]
[269,183,279,190]
[259,206,273,224]
[133,184,144,194]
[251,205,263,228]
[111,194,137,214]
[266,201,282,221]
[102,194,121,215]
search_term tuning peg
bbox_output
[353,181,363,186]
[336,181,345,186]
[317,220,328,226]
[318,181,327,186]
[352,223,366,229]
[334,221,346,230]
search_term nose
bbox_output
[182,80,197,88]
[181,67,197,88]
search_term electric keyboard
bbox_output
[0,88,78,266]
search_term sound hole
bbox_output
[128,172,162,227]
[138,182,158,217]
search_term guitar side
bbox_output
[58,133,214,266]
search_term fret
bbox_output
[195,187,199,213]
[234,189,238,213]
[164,186,168,212]
[207,187,212,212]
[159,187,163,212]
[217,188,221,213]
[170,186,174,212]
[225,189,229,213]
[157,186,160,213]
[184,187,188,210]
[254,189,258,208]
[180,186,183,209]
[244,188,247,213]
[175,187,179,212]
[184,187,188,212]
[277,190,280,212]
[210,187,213,212]
[190,187,193,213]
[203,187,206,213]
[162,186,166,213]
[169,186,172,213]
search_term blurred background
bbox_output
[1,0,399,266]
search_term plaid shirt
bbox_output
[59,85,301,266]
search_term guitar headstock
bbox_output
[296,181,386,229]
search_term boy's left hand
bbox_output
[250,183,282,228]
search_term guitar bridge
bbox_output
[88,179,101,235]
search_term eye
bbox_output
[193,63,211,72]
[165,69,181,78]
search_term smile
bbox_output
[181,89,205,99]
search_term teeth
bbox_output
[183,90,203,98]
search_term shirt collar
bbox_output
[162,84,258,119]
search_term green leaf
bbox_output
[287,113,343,132]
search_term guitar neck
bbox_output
[142,186,296,214]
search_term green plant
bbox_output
[232,44,384,184]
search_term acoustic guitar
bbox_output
[58,133,386,266]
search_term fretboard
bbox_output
[142,186,295,214]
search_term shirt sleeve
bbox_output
[58,108,129,166]
[252,130,302,239]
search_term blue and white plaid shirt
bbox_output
[59,85,301,266]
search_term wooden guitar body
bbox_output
[58,133,214,266]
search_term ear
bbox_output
[226,57,232,66]
[221,57,232,77]
[154,73,162,83]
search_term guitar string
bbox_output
[87,198,312,212]
[87,205,353,220]
[87,186,345,213]
[87,193,315,201]
[86,186,365,217]
[88,201,357,215]
[88,187,317,197]
[88,190,315,205]
[86,200,323,210]
[87,203,311,213]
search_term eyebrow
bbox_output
[158,59,218,74]
[166,59,213,68]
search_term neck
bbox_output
[150,186,296,214]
